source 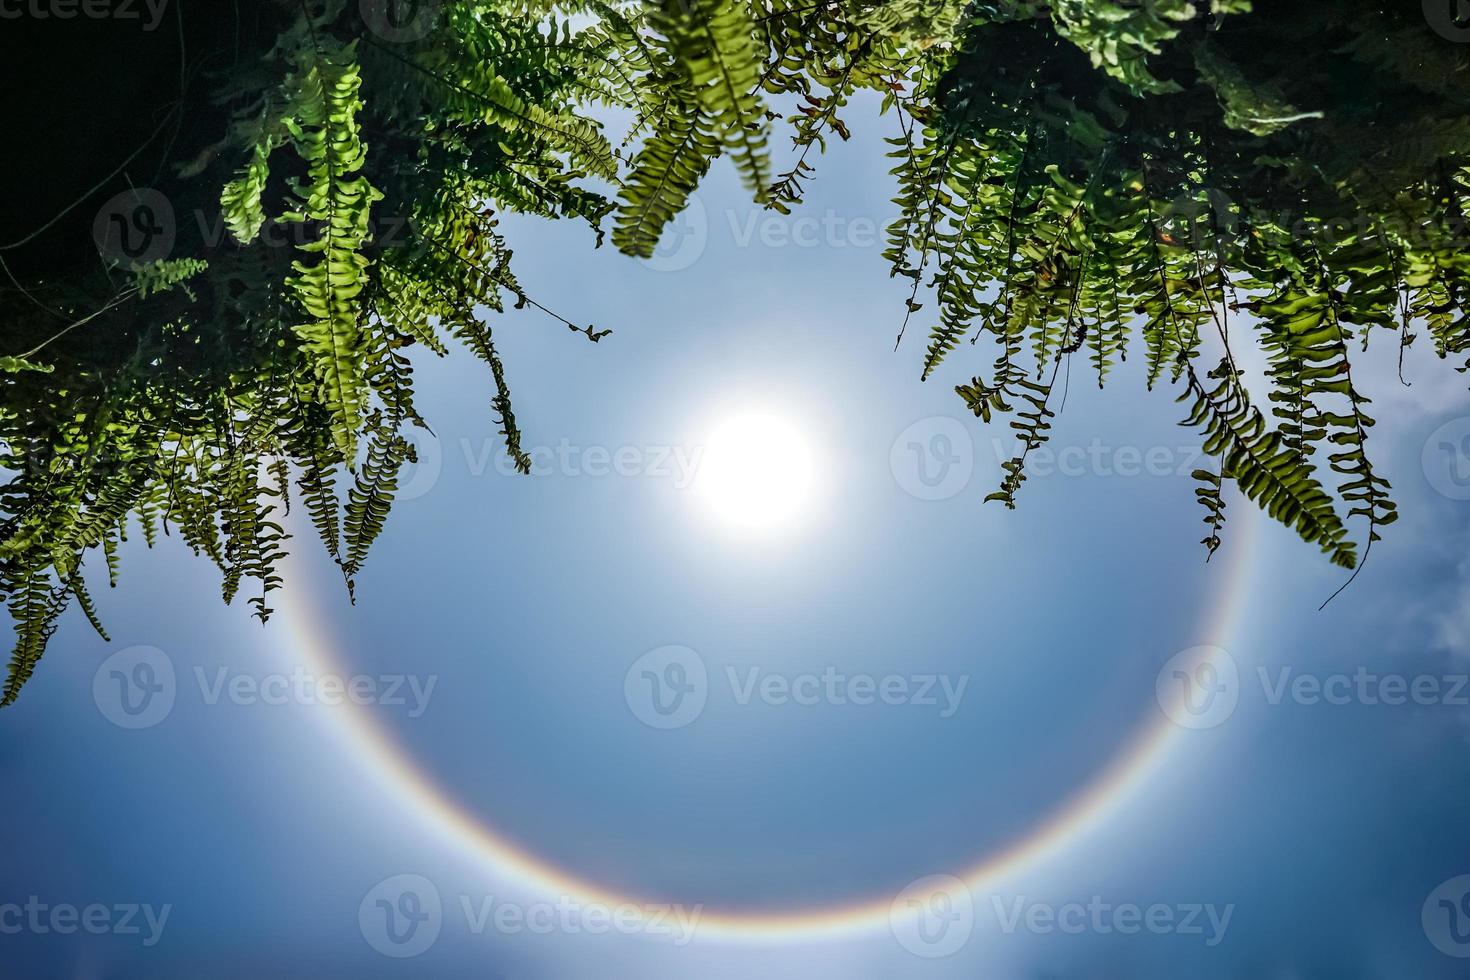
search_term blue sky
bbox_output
[5,101,1470,979]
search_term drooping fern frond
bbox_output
[281,40,383,462]
[1,569,68,706]
[613,102,720,257]
[1179,359,1355,569]
[650,0,771,197]
[341,421,410,598]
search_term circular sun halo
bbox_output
[696,413,814,531]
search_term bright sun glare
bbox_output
[696,413,815,530]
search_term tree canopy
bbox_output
[3,0,1469,703]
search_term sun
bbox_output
[695,413,815,530]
